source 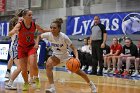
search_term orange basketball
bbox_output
[66,57,80,73]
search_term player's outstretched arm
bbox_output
[36,24,50,33]
[8,23,21,37]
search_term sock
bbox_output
[135,70,138,73]
[7,69,11,73]
[113,68,115,71]
[50,84,55,89]
[34,76,39,79]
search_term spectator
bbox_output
[131,40,140,77]
[116,38,138,76]
[90,16,107,76]
[102,44,110,73]
[80,37,88,70]
[85,37,92,73]
[104,37,122,74]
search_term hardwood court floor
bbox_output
[0,65,140,93]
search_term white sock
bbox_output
[50,84,55,89]
[135,70,138,73]
[113,68,115,71]
[34,76,39,79]
[107,68,110,71]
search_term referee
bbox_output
[90,16,107,76]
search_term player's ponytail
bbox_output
[9,9,23,31]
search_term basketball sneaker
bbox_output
[87,66,92,74]
[89,81,97,93]
[45,87,56,93]
[114,69,120,75]
[5,85,17,90]
[5,79,17,90]
[22,82,29,91]
[35,78,41,89]
[131,71,139,77]
[5,71,10,79]
[122,71,129,76]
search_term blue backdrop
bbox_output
[66,12,140,35]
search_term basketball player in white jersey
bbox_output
[5,9,23,89]
[39,18,97,93]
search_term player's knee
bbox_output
[46,63,53,69]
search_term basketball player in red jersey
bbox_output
[8,8,50,91]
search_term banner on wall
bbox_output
[66,12,140,35]
[0,0,5,12]
[0,22,9,36]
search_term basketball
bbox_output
[66,58,80,73]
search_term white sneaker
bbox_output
[87,66,92,74]
[5,85,17,90]
[45,87,56,93]
[103,70,109,74]
[89,81,97,93]
[81,66,86,71]
[6,80,13,86]
[5,71,10,79]
[131,71,139,77]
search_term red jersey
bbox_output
[110,43,122,55]
[18,21,36,47]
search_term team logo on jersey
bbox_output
[122,13,140,35]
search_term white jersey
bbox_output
[81,45,92,54]
[41,32,72,62]
[9,33,18,59]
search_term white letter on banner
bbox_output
[82,20,91,35]
[72,17,82,35]
[101,19,110,30]
[112,18,119,31]
[1,23,4,36]
[6,23,9,36]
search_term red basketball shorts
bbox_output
[18,45,37,59]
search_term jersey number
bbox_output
[26,36,31,42]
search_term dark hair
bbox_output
[94,15,100,19]
[125,38,133,44]
[52,18,63,29]
[125,38,132,42]
[87,37,90,40]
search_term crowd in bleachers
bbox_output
[78,36,140,77]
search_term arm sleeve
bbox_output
[64,34,72,47]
